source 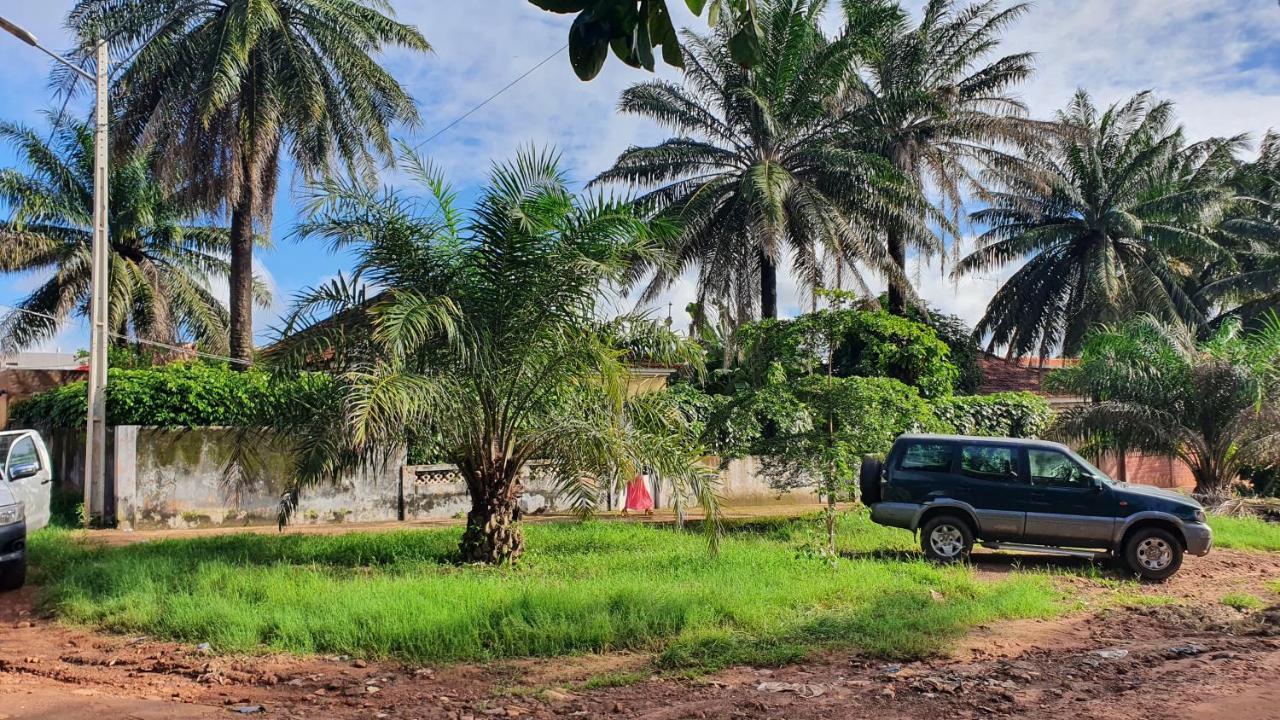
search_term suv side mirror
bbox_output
[1087,474,1105,492]
[7,462,39,481]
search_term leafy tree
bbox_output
[0,117,252,352]
[1048,315,1280,498]
[530,0,764,80]
[595,0,927,323]
[68,0,431,364]
[266,148,718,563]
[734,305,957,397]
[843,0,1037,314]
[957,91,1237,357]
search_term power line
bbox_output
[0,303,251,366]
[410,43,568,153]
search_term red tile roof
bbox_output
[977,353,1075,396]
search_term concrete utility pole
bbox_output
[0,17,108,528]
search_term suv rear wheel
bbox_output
[1123,527,1183,582]
[920,515,973,564]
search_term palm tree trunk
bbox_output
[887,224,908,315]
[229,193,256,365]
[759,249,778,319]
[460,468,525,563]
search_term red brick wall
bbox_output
[1095,451,1195,490]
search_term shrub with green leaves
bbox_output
[933,392,1051,438]
[735,309,958,398]
[11,362,329,429]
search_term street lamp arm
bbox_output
[0,15,96,82]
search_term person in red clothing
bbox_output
[621,471,653,517]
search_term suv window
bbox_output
[960,445,1020,482]
[6,436,39,480]
[899,442,952,472]
[1029,449,1091,489]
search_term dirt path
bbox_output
[2,549,1278,719]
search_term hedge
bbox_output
[932,392,1052,438]
[10,362,328,430]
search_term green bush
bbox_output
[735,309,957,398]
[11,362,329,429]
[933,392,1051,438]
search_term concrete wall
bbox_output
[115,427,404,530]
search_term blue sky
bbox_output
[2,0,1280,355]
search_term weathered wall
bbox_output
[116,427,404,530]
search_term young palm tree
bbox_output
[1049,315,1280,498]
[842,0,1037,314]
[594,0,929,324]
[265,148,719,563]
[0,117,254,352]
[956,91,1236,357]
[68,0,431,364]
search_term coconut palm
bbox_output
[956,91,1237,357]
[265,148,719,563]
[1049,315,1280,498]
[67,0,431,364]
[842,0,1038,314]
[0,117,257,352]
[1199,130,1280,326]
[594,0,929,324]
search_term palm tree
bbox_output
[594,0,928,324]
[68,0,431,364]
[0,117,253,352]
[1049,315,1280,498]
[1199,130,1280,326]
[956,91,1236,357]
[265,148,719,563]
[842,0,1037,314]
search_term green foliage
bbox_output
[735,309,958,398]
[1049,316,1280,496]
[529,0,762,81]
[913,308,984,394]
[1221,592,1264,611]
[0,118,238,352]
[28,512,1059,666]
[11,362,329,430]
[933,392,1051,438]
[1208,514,1280,552]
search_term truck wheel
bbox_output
[920,515,973,564]
[859,455,884,506]
[0,556,26,592]
[1124,527,1183,582]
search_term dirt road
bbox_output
[2,548,1278,719]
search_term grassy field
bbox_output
[26,511,1278,669]
[1207,513,1280,551]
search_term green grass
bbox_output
[1208,514,1280,551]
[1221,592,1265,611]
[28,512,1060,669]
[1269,580,1280,596]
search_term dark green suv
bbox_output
[862,434,1213,581]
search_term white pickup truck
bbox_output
[0,430,53,591]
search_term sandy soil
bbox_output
[2,548,1278,719]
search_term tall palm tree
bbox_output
[68,0,431,364]
[842,0,1038,314]
[265,148,719,563]
[1049,315,1280,498]
[1199,130,1280,326]
[0,117,253,352]
[594,0,929,324]
[956,91,1235,357]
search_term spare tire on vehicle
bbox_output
[859,455,884,505]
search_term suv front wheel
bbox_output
[920,515,974,564]
[1123,527,1183,582]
